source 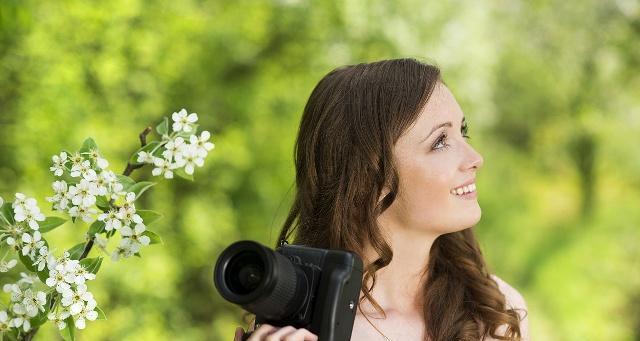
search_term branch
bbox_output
[123,126,153,176]
[20,126,154,341]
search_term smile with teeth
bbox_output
[450,183,476,196]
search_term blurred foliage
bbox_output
[0,0,639,340]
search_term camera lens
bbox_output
[214,241,309,321]
[226,251,264,294]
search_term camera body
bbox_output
[213,240,363,341]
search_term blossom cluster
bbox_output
[137,108,215,178]
[0,109,213,339]
[47,151,119,223]
[1,275,46,333]
[1,194,99,332]
[45,146,151,261]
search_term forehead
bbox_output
[407,82,464,137]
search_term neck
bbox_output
[359,216,440,316]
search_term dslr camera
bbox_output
[213,240,363,341]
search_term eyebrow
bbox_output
[421,117,466,143]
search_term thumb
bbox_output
[234,327,244,341]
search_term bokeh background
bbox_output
[1,0,639,340]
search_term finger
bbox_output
[246,324,278,341]
[264,326,296,341]
[234,327,244,341]
[283,328,318,341]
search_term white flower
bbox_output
[46,267,72,294]
[12,193,28,210]
[151,157,175,179]
[101,170,125,199]
[137,151,155,164]
[13,194,45,230]
[174,144,205,175]
[74,298,98,329]
[0,259,17,272]
[9,306,31,332]
[85,148,109,169]
[171,108,198,133]
[69,152,85,167]
[69,205,98,223]
[68,179,98,207]
[21,231,45,258]
[121,223,150,249]
[97,209,122,231]
[91,173,110,196]
[47,180,71,211]
[21,289,47,317]
[48,310,70,330]
[50,151,68,176]
[94,233,108,248]
[111,238,138,261]
[17,272,39,286]
[62,284,94,315]
[116,193,141,225]
[32,246,54,272]
[190,130,215,158]
[73,265,96,285]
[162,136,185,161]
[3,283,23,302]
[70,160,97,181]
[0,310,9,332]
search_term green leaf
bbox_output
[80,257,103,274]
[127,181,155,199]
[142,230,163,245]
[39,216,67,233]
[116,175,136,190]
[96,305,107,320]
[1,201,15,225]
[156,117,169,136]
[137,210,162,225]
[95,196,111,211]
[67,242,86,260]
[129,141,161,164]
[174,167,194,181]
[36,266,49,283]
[88,220,106,235]
[79,137,98,154]
[19,252,37,272]
[61,316,76,341]
[60,171,80,186]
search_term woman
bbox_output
[234,58,529,341]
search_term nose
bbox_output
[463,144,483,171]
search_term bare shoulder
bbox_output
[489,274,530,340]
[490,274,527,311]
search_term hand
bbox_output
[238,324,318,341]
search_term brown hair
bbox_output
[276,58,524,340]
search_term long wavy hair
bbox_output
[275,58,524,340]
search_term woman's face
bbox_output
[379,82,484,236]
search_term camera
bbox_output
[213,240,363,341]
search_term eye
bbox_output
[432,132,449,151]
[462,121,471,139]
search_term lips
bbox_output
[450,178,476,196]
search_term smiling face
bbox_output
[378,82,484,236]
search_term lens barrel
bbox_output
[214,241,309,320]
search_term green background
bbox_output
[1,0,639,340]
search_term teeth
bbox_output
[451,183,476,195]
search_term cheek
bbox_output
[393,159,455,225]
